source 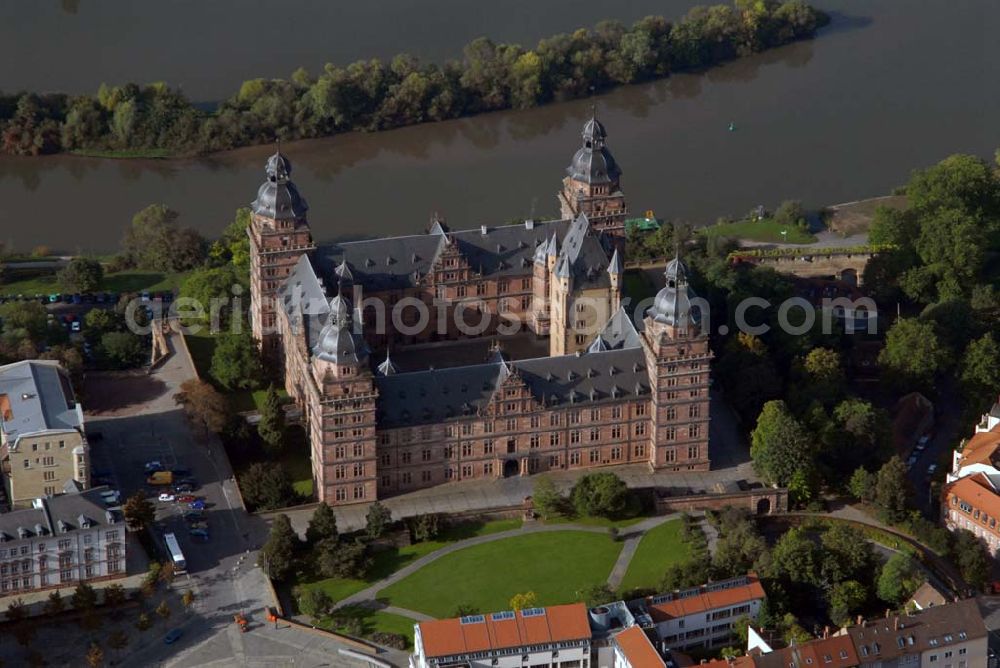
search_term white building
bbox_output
[0,487,126,595]
[638,574,766,652]
[412,603,593,668]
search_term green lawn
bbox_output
[0,270,187,297]
[700,219,817,244]
[618,519,691,591]
[301,519,523,605]
[184,329,288,412]
[543,514,646,529]
[622,269,656,302]
[377,531,622,618]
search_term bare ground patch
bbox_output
[827,194,908,236]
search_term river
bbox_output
[0,0,997,254]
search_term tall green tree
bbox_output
[122,204,205,272]
[878,318,948,391]
[305,502,339,544]
[257,384,286,455]
[262,514,299,581]
[365,501,392,539]
[961,333,1000,408]
[750,400,814,487]
[828,580,868,626]
[877,553,924,605]
[950,529,991,591]
[123,492,156,532]
[570,472,630,518]
[57,257,104,294]
[873,456,910,523]
[239,462,295,511]
[210,329,263,391]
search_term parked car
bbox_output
[188,500,206,510]
[164,628,183,645]
[171,468,191,477]
[176,477,198,488]
[182,511,204,522]
[189,528,209,538]
[176,495,197,504]
[144,461,164,473]
[189,521,209,530]
[906,455,918,469]
[926,464,938,477]
[173,483,194,493]
[158,493,176,503]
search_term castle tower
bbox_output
[310,293,379,505]
[558,109,628,234]
[248,148,315,359]
[641,255,712,471]
[607,247,623,314]
[529,233,556,336]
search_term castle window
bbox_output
[590,409,599,421]
[483,462,493,476]
[461,465,473,478]
[353,463,364,477]
[611,426,622,439]
[691,425,701,438]
[689,405,700,418]
[590,428,600,442]
[445,468,454,480]
[550,433,560,447]
[688,446,699,460]
[571,431,581,444]
[335,488,347,502]
[483,439,494,454]
[612,406,622,419]
[477,283,486,296]
[665,428,676,441]
[353,443,363,457]
[422,470,432,482]
[665,448,676,462]
[549,456,559,468]
[401,452,412,464]
[549,414,560,426]
[381,475,390,487]
[666,407,676,420]
[462,444,473,457]
[611,447,622,461]
[335,466,345,480]
[575,335,586,345]
[498,280,509,293]
[353,485,365,500]
[402,472,412,484]
[569,411,581,425]
[380,454,390,466]
[589,449,600,463]
[520,296,530,310]
[530,436,540,449]
[530,415,540,428]
[634,444,645,457]
[570,452,581,465]
[635,423,646,436]
[462,423,473,436]
[335,446,345,458]
[457,285,467,298]
[506,419,516,431]
[422,449,431,461]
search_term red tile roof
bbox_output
[647,575,766,623]
[957,425,1000,468]
[614,626,664,668]
[418,603,591,658]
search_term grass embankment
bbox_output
[542,514,646,529]
[0,270,187,296]
[618,519,691,591]
[700,219,817,244]
[376,531,622,618]
[315,607,417,648]
[300,519,522,605]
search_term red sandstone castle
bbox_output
[248,116,712,506]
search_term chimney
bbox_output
[481,225,488,235]
[894,617,899,631]
[885,609,891,619]
[856,615,864,626]
[823,626,830,639]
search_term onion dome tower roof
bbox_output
[252,145,309,220]
[647,256,701,328]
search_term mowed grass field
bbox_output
[618,519,691,591]
[377,531,622,618]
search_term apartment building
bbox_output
[412,603,593,668]
[637,574,766,652]
[0,360,89,507]
[0,487,125,595]
[612,626,666,668]
[743,598,986,668]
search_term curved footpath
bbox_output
[332,514,681,620]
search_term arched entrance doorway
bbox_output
[503,459,520,478]
[756,498,772,515]
[839,268,858,286]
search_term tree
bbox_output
[57,257,104,294]
[452,604,480,617]
[182,589,196,609]
[103,583,126,613]
[820,524,874,584]
[122,204,205,272]
[570,472,630,518]
[0,300,49,342]
[262,514,299,580]
[44,589,65,616]
[98,331,145,369]
[135,612,153,632]
[297,587,334,618]
[155,600,171,620]
[306,502,339,544]
[86,642,104,668]
[5,597,27,623]
[828,579,868,626]
[210,330,263,391]
[177,265,244,326]
[366,501,392,539]
[773,199,806,228]
[123,492,156,531]
[951,529,991,591]
[848,467,876,503]
[532,475,566,518]
[316,537,370,579]
[961,334,1000,407]
[794,347,845,408]
[750,400,814,486]
[767,528,820,587]
[409,513,441,543]
[239,462,296,511]
[159,561,176,585]
[208,208,252,275]
[509,591,537,611]
[877,554,924,605]
[174,378,230,433]
[257,384,286,455]
[71,582,98,612]
[659,559,711,592]
[576,583,618,607]
[878,318,948,391]
[874,456,910,523]
[711,511,770,578]
[107,630,129,662]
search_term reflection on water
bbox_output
[0,1,998,254]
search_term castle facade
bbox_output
[248,116,712,506]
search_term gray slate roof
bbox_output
[374,345,647,428]
[0,360,82,444]
[567,115,621,186]
[588,306,642,353]
[0,487,120,543]
[251,150,309,221]
[313,219,568,292]
[553,215,614,290]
